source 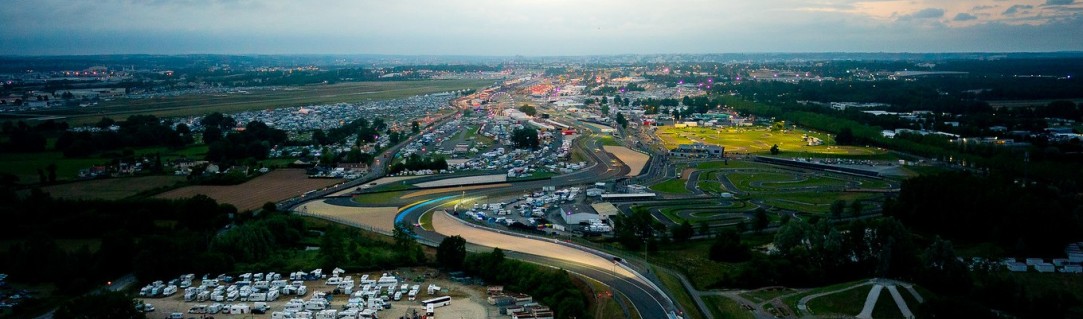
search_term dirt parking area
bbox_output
[138,268,498,319]
[155,169,342,211]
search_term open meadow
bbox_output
[656,126,885,157]
[16,80,490,125]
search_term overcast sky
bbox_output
[1,0,1082,56]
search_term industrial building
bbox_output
[669,144,724,158]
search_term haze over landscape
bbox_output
[2,0,1083,55]
[3,1,1083,319]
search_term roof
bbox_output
[590,202,620,218]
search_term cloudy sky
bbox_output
[1,0,1081,55]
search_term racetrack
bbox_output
[432,211,636,279]
[603,146,650,176]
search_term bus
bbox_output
[420,296,451,308]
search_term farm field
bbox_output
[656,126,885,157]
[0,144,212,185]
[154,169,342,211]
[41,175,186,200]
[19,80,490,125]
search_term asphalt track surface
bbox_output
[300,115,676,318]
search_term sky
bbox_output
[1,0,1082,56]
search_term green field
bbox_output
[703,295,755,319]
[0,143,288,185]
[650,178,690,194]
[871,289,906,319]
[657,126,886,158]
[653,267,707,319]
[782,279,870,316]
[21,80,490,125]
[741,287,799,303]
[596,135,621,146]
[804,284,872,316]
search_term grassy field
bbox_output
[871,289,906,319]
[741,287,799,303]
[653,267,707,319]
[650,178,690,194]
[656,126,886,157]
[782,279,870,316]
[804,284,872,316]
[577,276,631,319]
[702,295,755,319]
[353,190,410,204]
[0,151,105,183]
[696,159,761,169]
[0,143,216,184]
[41,175,186,200]
[24,80,490,125]
[596,135,621,146]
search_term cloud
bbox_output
[972,5,995,11]
[1046,0,1074,5]
[897,8,945,21]
[954,13,979,21]
[1004,4,1034,15]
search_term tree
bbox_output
[393,222,417,250]
[311,130,329,145]
[698,221,711,237]
[518,104,537,116]
[203,126,223,145]
[510,127,540,149]
[830,200,846,219]
[835,127,855,145]
[46,163,58,183]
[54,291,146,319]
[752,208,769,233]
[850,200,863,217]
[411,121,420,134]
[600,104,610,116]
[770,144,780,155]
[615,113,628,128]
[709,229,750,262]
[671,220,694,243]
[437,235,467,269]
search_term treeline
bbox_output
[709,215,1081,318]
[57,115,194,157]
[885,172,1082,257]
[313,117,387,145]
[202,112,288,163]
[0,120,67,152]
[0,191,235,294]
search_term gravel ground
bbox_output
[137,269,495,319]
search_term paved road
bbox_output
[33,274,137,319]
[298,105,674,318]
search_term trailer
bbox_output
[421,296,451,308]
